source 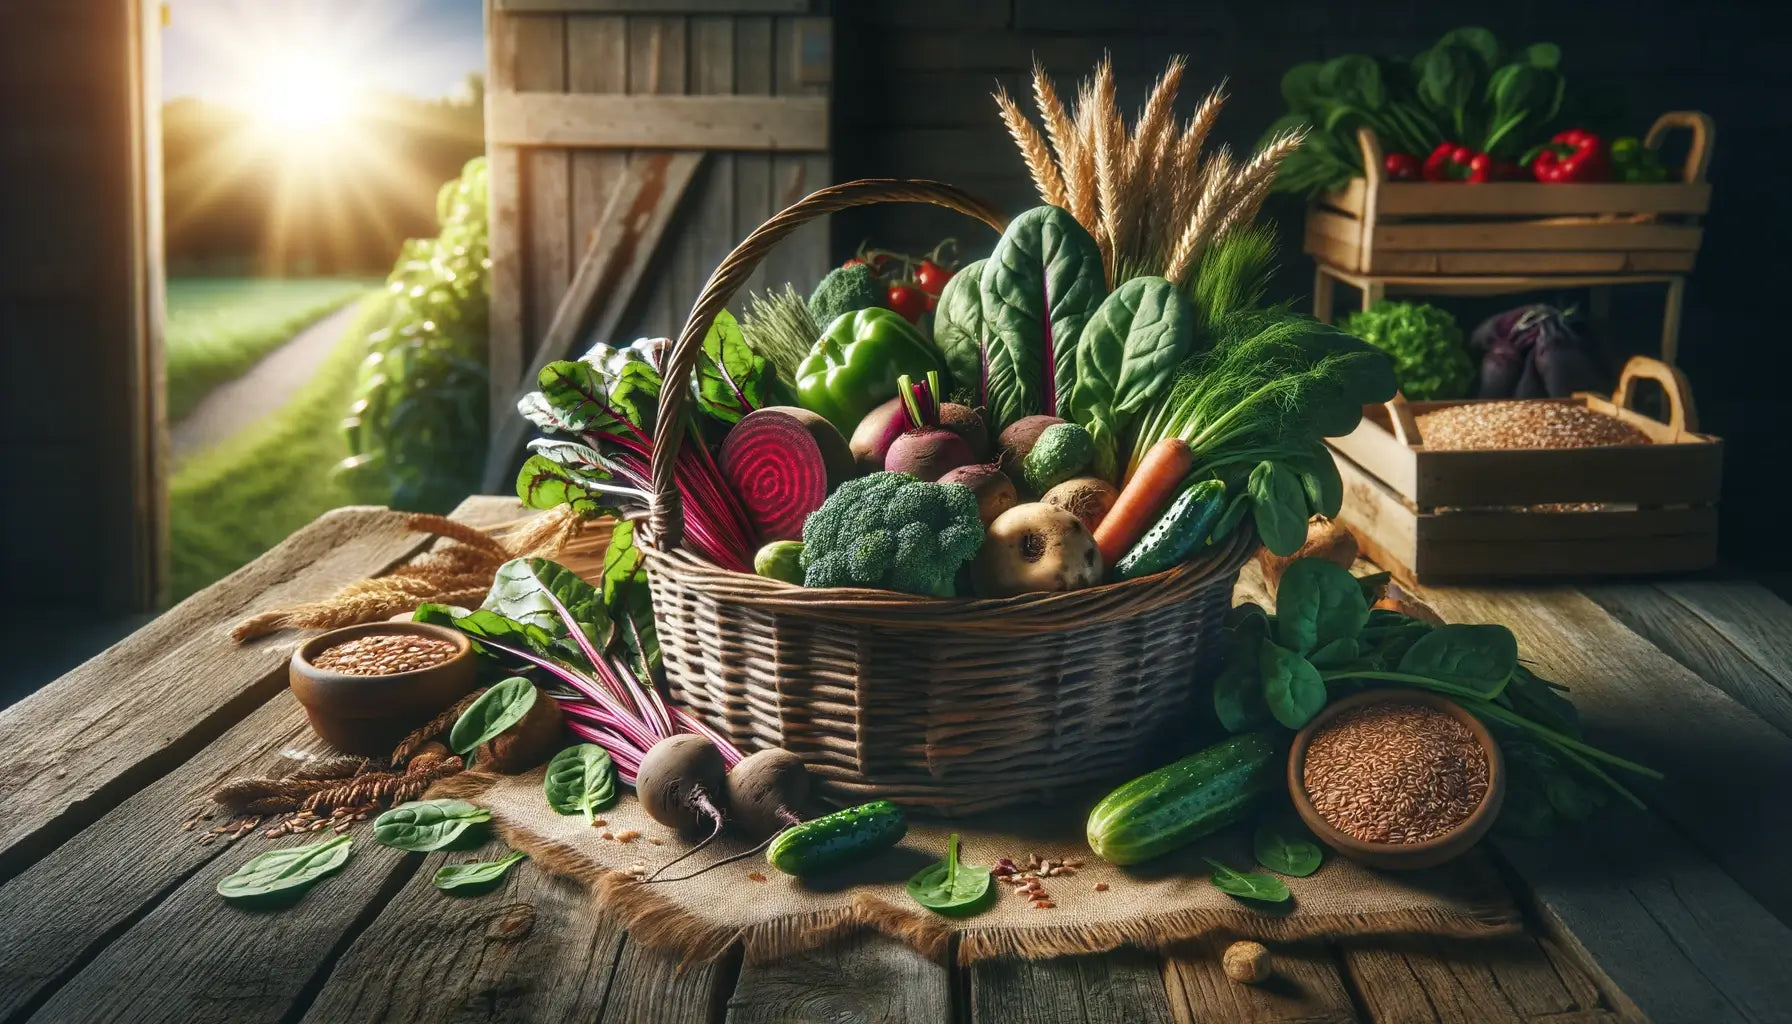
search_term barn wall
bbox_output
[0,0,164,611]
[832,0,1792,566]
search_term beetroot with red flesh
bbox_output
[721,406,855,542]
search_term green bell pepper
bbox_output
[796,307,943,434]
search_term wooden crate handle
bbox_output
[1353,127,1386,270]
[1385,392,1421,447]
[1612,355,1699,433]
[1645,111,1715,184]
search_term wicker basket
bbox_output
[641,179,1258,815]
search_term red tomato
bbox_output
[842,257,866,269]
[887,284,928,323]
[925,292,938,313]
[916,260,953,295]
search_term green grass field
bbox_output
[165,277,377,421]
[169,294,387,600]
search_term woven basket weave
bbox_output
[642,179,1256,815]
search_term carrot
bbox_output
[1094,438,1193,566]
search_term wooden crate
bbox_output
[1304,113,1714,277]
[1329,357,1722,584]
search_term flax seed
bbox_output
[1033,900,1054,909]
[1093,882,1109,892]
[748,871,768,883]
[310,632,459,675]
[1302,701,1489,844]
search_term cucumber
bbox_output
[1114,479,1227,580]
[766,799,908,876]
[1085,730,1283,865]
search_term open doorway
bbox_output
[159,0,488,601]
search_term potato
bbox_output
[1257,515,1357,593]
[973,502,1103,597]
[474,687,565,773]
[1042,476,1119,533]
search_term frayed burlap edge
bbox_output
[430,772,1520,966]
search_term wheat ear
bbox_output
[996,86,1067,208]
[1166,149,1234,286]
[1031,60,1079,208]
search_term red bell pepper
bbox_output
[1530,129,1612,183]
[1384,152,1421,181]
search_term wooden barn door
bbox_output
[481,0,832,489]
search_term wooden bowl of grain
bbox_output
[1288,690,1505,870]
[290,622,477,754]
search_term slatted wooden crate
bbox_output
[481,0,832,488]
[1304,113,1714,277]
[1329,357,1722,583]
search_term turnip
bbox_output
[636,734,730,881]
[938,463,1018,526]
[724,748,812,838]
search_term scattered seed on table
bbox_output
[748,871,767,883]
[591,819,607,828]
[601,831,615,841]
[1093,882,1109,892]
[1032,900,1054,909]
[616,830,640,844]
[648,838,664,846]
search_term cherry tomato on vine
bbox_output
[842,257,866,269]
[887,284,928,323]
[916,260,953,295]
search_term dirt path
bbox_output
[170,301,362,464]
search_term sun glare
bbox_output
[248,54,356,133]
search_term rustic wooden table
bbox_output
[2,497,1789,1024]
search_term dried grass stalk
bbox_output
[995,86,1068,208]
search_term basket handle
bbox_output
[1645,111,1715,184]
[649,179,1009,551]
[1612,354,1698,433]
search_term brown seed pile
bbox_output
[311,632,459,675]
[1302,702,1489,844]
[1416,401,1650,451]
[994,852,1084,909]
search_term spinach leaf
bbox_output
[1260,639,1327,730]
[979,207,1107,429]
[1274,557,1370,655]
[933,258,989,403]
[1071,277,1195,480]
[1308,637,1358,668]
[544,744,617,822]
[216,835,352,902]
[1253,821,1323,877]
[694,309,791,424]
[1502,665,1580,737]
[601,520,660,673]
[374,799,493,852]
[434,851,528,892]
[905,833,993,916]
[1249,461,1311,557]
[1204,858,1292,903]
[449,676,538,755]
[1213,654,1271,733]
[1397,624,1518,695]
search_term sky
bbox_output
[162,0,485,104]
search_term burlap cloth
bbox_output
[434,769,1517,965]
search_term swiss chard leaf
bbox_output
[693,309,790,424]
[434,850,527,892]
[1205,857,1292,903]
[448,676,539,755]
[905,833,994,916]
[1275,557,1370,655]
[1397,623,1518,696]
[1260,639,1327,730]
[216,835,353,902]
[415,604,564,664]
[484,557,608,653]
[601,520,660,674]
[544,744,618,822]
[1071,277,1194,481]
[933,259,989,404]
[979,206,1107,429]
[538,356,661,441]
[374,799,492,852]
[516,453,616,518]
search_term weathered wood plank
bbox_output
[1337,935,1601,1023]
[0,694,319,1022]
[516,14,572,355]
[971,952,1176,1024]
[684,15,737,343]
[568,13,629,294]
[762,16,831,299]
[732,16,774,300]
[1417,584,1792,927]
[1162,940,1357,1023]
[724,933,949,1023]
[485,1,528,436]
[1649,579,1792,686]
[1585,582,1792,739]
[627,14,690,341]
[0,506,442,882]
[488,92,829,150]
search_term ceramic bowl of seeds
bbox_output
[1288,690,1505,870]
[291,622,477,754]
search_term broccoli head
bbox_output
[807,263,884,329]
[800,471,984,597]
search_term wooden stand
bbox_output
[1328,356,1722,584]
[1306,112,1713,364]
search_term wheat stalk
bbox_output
[1165,150,1235,287]
[1068,78,1101,235]
[1031,60,1079,207]
[995,85,1067,208]
[1089,56,1130,282]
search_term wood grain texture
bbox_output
[488,92,829,150]
[628,14,690,340]
[1585,582,1792,739]
[0,694,318,1022]
[761,16,831,301]
[516,13,572,352]
[1656,580,1792,711]
[484,0,528,439]
[1162,940,1357,1024]
[1338,935,1600,1023]
[299,834,732,1023]
[732,16,774,300]
[0,506,441,882]
[725,933,947,1023]
[972,952,1176,1024]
